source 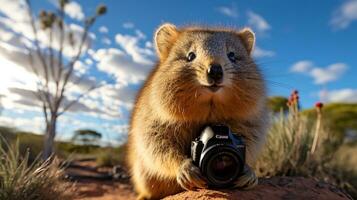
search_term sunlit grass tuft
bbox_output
[0,138,75,200]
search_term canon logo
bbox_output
[216,135,229,139]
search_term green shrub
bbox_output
[0,139,75,200]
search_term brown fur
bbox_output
[127,23,269,200]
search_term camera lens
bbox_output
[209,154,236,181]
[202,149,243,187]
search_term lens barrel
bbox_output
[200,145,244,188]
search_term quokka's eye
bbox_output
[187,52,196,62]
[227,52,236,62]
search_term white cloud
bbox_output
[91,29,156,86]
[290,61,348,85]
[0,1,131,141]
[135,29,146,39]
[123,22,134,29]
[99,26,108,33]
[115,32,154,65]
[310,63,347,84]
[0,1,150,138]
[320,88,357,103]
[253,46,275,58]
[145,41,153,48]
[11,20,87,56]
[95,84,138,110]
[0,36,90,87]
[217,6,238,18]
[111,124,129,134]
[0,1,94,58]
[93,48,152,85]
[91,30,156,112]
[85,58,93,65]
[247,11,271,34]
[330,0,357,30]
[0,32,120,120]
[89,29,158,116]
[0,0,28,22]
[0,115,44,133]
[290,60,314,73]
[101,37,111,45]
[0,1,98,99]
[4,86,109,117]
[0,45,38,93]
[73,60,89,75]
[64,1,84,21]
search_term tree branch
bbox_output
[57,83,103,116]
[25,44,55,120]
[55,22,93,112]
[62,24,90,89]
[25,0,54,113]
[55,5,65,95]
[25,0,49,83]
[31,90,50,124]
[48,26,55,83]
[25,45,41,81]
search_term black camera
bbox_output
[191,124,245,188]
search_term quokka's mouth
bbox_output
[205,84,222,92]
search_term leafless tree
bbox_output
[23,0,107,159]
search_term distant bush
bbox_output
[267,96,289,113]
[57,141,101,155]
[0,139,75,200]
[0,128,43,162]
[256,92,356,198]
[96,148,124,167]
[96,145,126,167]
[0,126,17,143]
[72,129,102,146]
[0,127,127,169]
[16,132,44,162]
[96,150,116,167]
[0,127,101,158]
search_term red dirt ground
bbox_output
[74,180,135,200]
[69,160,351,200]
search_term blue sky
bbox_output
[0,0,356,145]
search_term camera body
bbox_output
[191,124,245,188]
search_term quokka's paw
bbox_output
[234,165,258,190]
[136,195,147,200]
[177,159,207,191]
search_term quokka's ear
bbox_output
[237,28,255,55]
[154,23,179,60]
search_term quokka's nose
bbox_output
[207,64,223,83]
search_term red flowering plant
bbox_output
[311,102,324,154]
[256,90,354,197]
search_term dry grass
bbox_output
[256,95,356,197]
[0,139,76,200]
